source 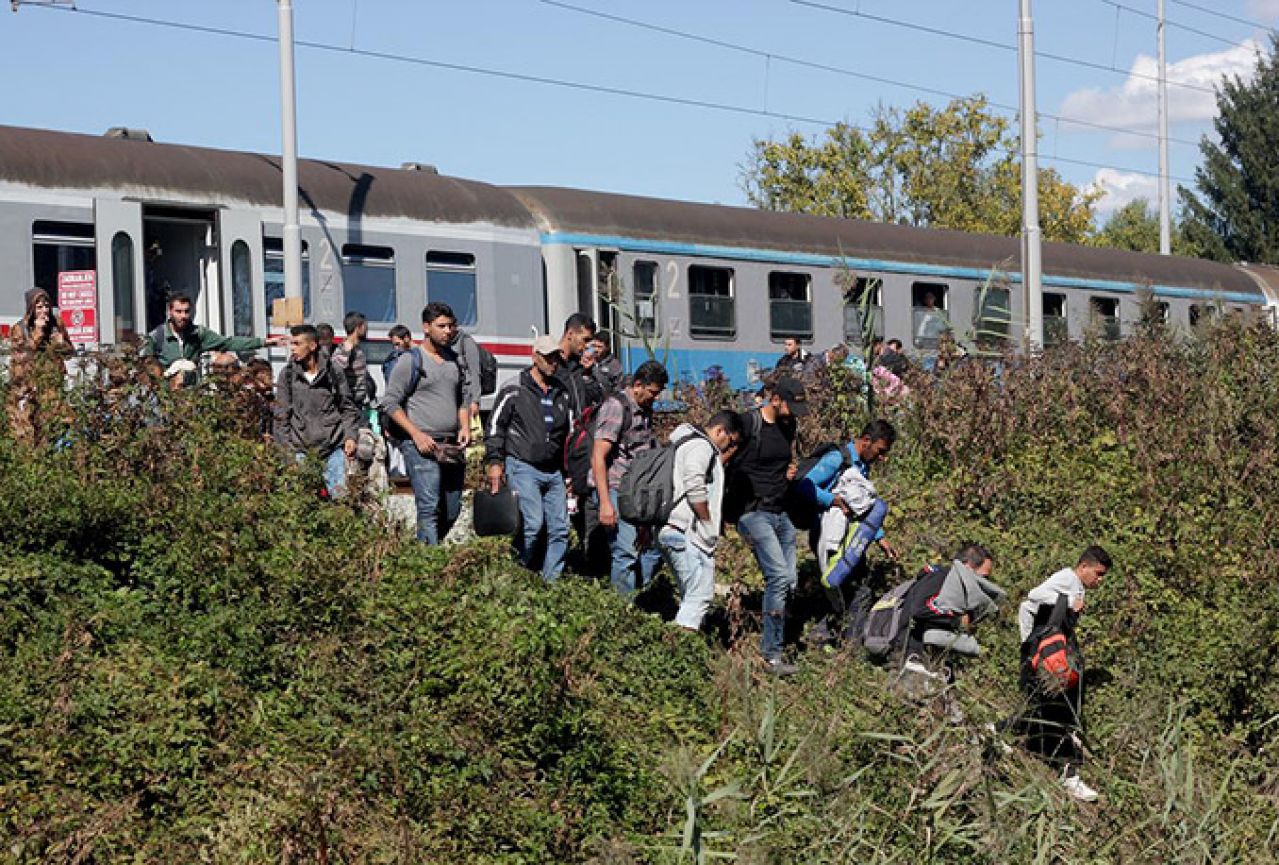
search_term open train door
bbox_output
[93,198,144,347]
[217,209,266,339]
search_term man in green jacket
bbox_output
[144,293,285,385]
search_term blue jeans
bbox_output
[506,457,569,582]
[399,440,464,544]
[658,528,716,630]
[295,449,348,499]
[598,488,662,595]
[739,510,798,662]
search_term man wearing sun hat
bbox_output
[725,376,809,675]
[485,334,574,581]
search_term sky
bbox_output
[2,0,1275,222]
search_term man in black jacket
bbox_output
[485,335,574,581]
[552,312,601,421]
[274,324,361,498]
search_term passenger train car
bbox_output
[1,123,1275,394]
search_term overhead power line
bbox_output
[1097,0,1243,47]
[541,0,1201,148]
[789,0,1222,96]
[1168,0,1272,31]
[21,2,1196,184]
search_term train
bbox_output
[2,123,1275,395]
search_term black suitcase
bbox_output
[472,486,521,537]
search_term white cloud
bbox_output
[1247,0,1279,21]
[1057,40,1262,147]
[1091,168,1161,216]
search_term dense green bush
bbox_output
[1,321,1278,862]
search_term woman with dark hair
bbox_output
[10,288,72,357]
[7,287,73,445]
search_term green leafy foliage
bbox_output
[3,322,1279,862]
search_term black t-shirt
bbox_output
[733,413,796,513]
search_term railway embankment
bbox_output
[1,320,1277,862]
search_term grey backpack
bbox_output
[861,578,919,659]
[616,431,713,527]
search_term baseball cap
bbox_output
[772,377,810,416]
[532,334,562,358]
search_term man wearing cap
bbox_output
[485,335,574,581]
[726,376,809,675]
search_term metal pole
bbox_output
[1157,0,1172,254]
[1018,0,1043,347]
[278,0,303,301]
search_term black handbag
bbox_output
[472,485,521,537]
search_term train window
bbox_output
[426,251,477,327]
[1189,303,1219,328]
[1090,297,1120,340]
[843,277,882,346]
[972,284,1011,346]
[231,240,254,337]
[32,220,96,295]
[111,232,137,342]
[633,261,658,337]
[768,272,813,340]
[264,238,311,319]
[1043,292,1067,345]
[688,264,735,339]
[342,244,397,322]
[912,282,949,349]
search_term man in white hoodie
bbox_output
[657,411,743,631]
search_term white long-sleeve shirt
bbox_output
[663,423,725,555]
[1017,567,1085,642]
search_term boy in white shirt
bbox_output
[1011,545,1112,803]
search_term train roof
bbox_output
[511,185,1265,299]
[0,124,535,229]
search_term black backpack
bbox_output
[783,442,853,530]
[563,394,631,496]
[861,577,918,659]
[458,332,499,397]
[616,429,714,527]
[723,408,763,525]
[1024,594,1084,695]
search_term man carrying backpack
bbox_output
[379,302,471,545]
[1005,545,1112,803]
[484,335,573,581]
[791,419,898,646]
[588,359,669,595]
[273,324,361,499]
[727,377,808,675]
[656,411,743,630]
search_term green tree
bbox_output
[1092,198,1162,252]
[1179,36,1279,263]
[741,96,1099,243]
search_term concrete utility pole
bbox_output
[278,0,303,302]
[1018,0,1044,347]
[1157,0,1172,255]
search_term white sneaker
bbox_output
[982,722,1014,756]
[902,656,945,682]
[1060,773,1099,803]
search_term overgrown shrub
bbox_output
[1,320,1278,862]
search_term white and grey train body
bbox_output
[1,124,1276,395]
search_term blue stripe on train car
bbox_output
[624,345,778,391]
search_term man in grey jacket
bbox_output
[380,302,471,544]
[274,324,361,498]
[657,411,743,631]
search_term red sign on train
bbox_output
[58,270,98,344]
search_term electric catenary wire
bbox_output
[541,0,1202,148]
[21,1,1197,184]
